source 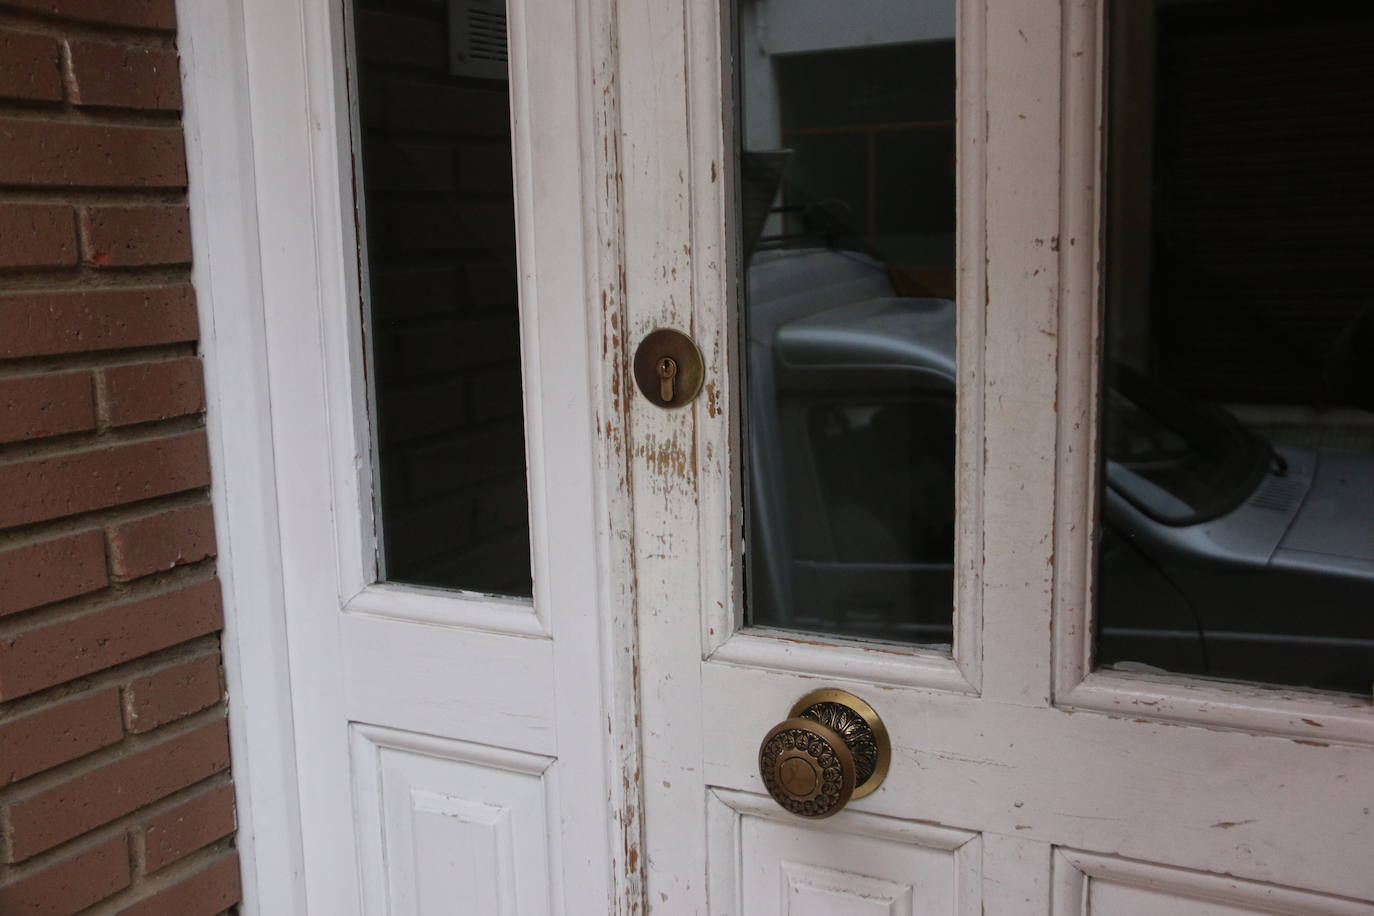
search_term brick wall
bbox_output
[0,2,239,913]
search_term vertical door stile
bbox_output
[687,0,740,660]
[177,0,309,909]
[982,833,1053,916]
[620,0,712,908]
[237,0,363,910]
[576,0,651,907]
[953,0,989,692]
[979,0,1063,707]
[1052,0,1106,700]
[508,0,646,905]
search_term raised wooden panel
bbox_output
[708,789,980,916]
[1089,883,1293,916]
[350,725,554,916]
[1052,849,1374,916]
[780,861,913,915]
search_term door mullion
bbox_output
[977,0,1064,707]
[619,0,713,909]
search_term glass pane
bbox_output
[352,1,531,596]
[1097,0,1374,693]
[739,0,957,645]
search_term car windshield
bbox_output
[1103,364,1268,525]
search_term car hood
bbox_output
[1277,450,1374,565]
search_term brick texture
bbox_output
[0,689,123,785]
[0,529,107,617]
[0,370,95,444]
[140,783,235,873]
[0,578,223,701]
[1,1,177,32]
[0,834,130,914]
[108,502,216,582]
[0,29,62,104]
[0,118,186,187]
[0,204,78,269]
[0,431,211,529]
[0,286,199,359]
[100,356,205,426]
[67,41,182,111]
[123,653,222,734]
[3,719,230,861]
[119,852,241,916]
[0,7,236,908]
[82,205,193,267]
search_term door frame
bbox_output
[176,0,646,911]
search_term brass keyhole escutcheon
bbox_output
[758,689,890,819]
[633,329,704,408]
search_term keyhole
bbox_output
[633,330,702,408]
[657,357,678,403]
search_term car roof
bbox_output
[748,247,957,377]
[775,295,956,377]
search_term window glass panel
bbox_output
[739,0,957,646]
[352,1,531,596]
[1097,0,1374,693]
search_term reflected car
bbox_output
[747,247,1374,693]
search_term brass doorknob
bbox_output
[758,689,890,818]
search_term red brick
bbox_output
[124,654,222,734]
[140,783,235,873]
[0,431,210,530]
[0,529,107,617]
[0,834,130,914]
[1,0,176,31]
[118,851,240,916]
[100,357,205,427]
[67,41,181,112]
[0,203,78,268]
[3,719,230,861]
[0,371,96,444]
[109,503,215,583]
[0,29,62,103]
[82,205,192,267]
[0,689,123,785]
[0,286,198,359]
[0,118,185,188]
[0,578,222,701]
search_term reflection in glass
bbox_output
[739,0,958,645]
[1097,1,1374,693]
[353,1,531,595]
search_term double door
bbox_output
[212,0,1374,911]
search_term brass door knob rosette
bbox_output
[758,689,890,818]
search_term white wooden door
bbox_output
[611,0,1374,913]
[180,0,641,912]
[187,0,1374,911]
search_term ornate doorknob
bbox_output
[758,689,890,818]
